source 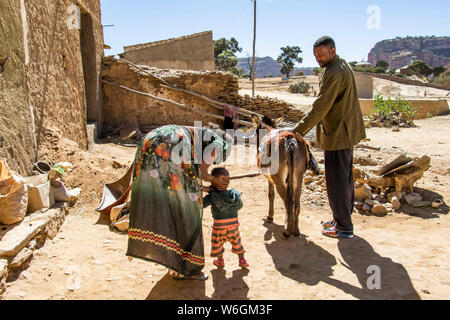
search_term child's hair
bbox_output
[211,167,229,177]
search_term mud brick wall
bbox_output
[0,0,104,175]
[101,58,238,131]
[123,31,215,71]
[0,0,36,175]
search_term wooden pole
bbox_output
[251,0,257,98]
[230,172,261,180]
[101,79,255,127]
[119,58,262,118]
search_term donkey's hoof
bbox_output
[281,231,291,240]
[264,217,273,223]
[293,232,301,238]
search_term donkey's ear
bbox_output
[251,114,260,127]
[273,116,286,127]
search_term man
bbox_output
[293,36,366,239]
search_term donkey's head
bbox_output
[251,114,286,132]
[251,115,286,150]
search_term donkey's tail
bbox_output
[285,136,297,236]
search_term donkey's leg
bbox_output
[266,181,275,223]
[292,147,308,237]
[273,179,291,239]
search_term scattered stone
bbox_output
[371,205,388,217]
[388,191,403,202]
[304,176,313,184]
[362,204,372,212]
[0,259,7,295]
[392,126,400,132]
[354,183,373,200]
[391,197,401,210]
[354,201,365,207]
[421,289,431,295]
[412,201,432,208]
[9,247,33,269]
[404,193,423,205]
[365,199,378,206]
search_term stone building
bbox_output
[0,0,104,175]
[121,31,215,71]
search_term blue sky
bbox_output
[100,0,449,67]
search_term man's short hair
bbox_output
[211,167,229,177]
[314,36,336,49]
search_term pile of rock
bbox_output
[364,114,415,131]
[235,94,305,123]
[354,183,404,216]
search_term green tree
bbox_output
[214,37,242,74]
[313,67,323,76]
[349,61,358,68]
[408,60,432,77]
[432,66,446,77]
[276,46,303,79]
[376,60,389,71]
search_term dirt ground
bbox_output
[2,82,449,300]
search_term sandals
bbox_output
[321,220,336,229]
[213,258,225,268]
[239,258,249,269]
[322,226,354,239]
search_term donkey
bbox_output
[252,115,310,239]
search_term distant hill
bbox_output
[368,36,450,70]
[237,56,313,78]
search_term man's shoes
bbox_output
[322,226,354,239]
[321,220,336,229]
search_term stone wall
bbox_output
[101,58,238,131]
[101,58,306,132]
[0,0,104,176]
[359,99,449,119]
[0,0,37,175]
[233,95,305,123]
[26,0,104,146]
[356,72,450,91]
[122,31,215,71]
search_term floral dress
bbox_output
[127,125,230,276]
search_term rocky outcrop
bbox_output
[368,36,450,69]
[237,56,312,78]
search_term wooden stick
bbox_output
[355,143,381,151]
[120,58,262,118]
[230,172,261,180]
[120,58,171,86]
[101,79,254,127]
[160,84,257,118]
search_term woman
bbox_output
[127,125,230,280]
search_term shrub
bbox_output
[373,93,416,125]
[432,70,450,86]
[289,81,311,94]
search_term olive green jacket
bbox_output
[294,55,366,151]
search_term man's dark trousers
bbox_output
[324,148,354,232]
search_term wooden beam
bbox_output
[119,57,262,118]
[101,79,254,127]
[230,172,261,180]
